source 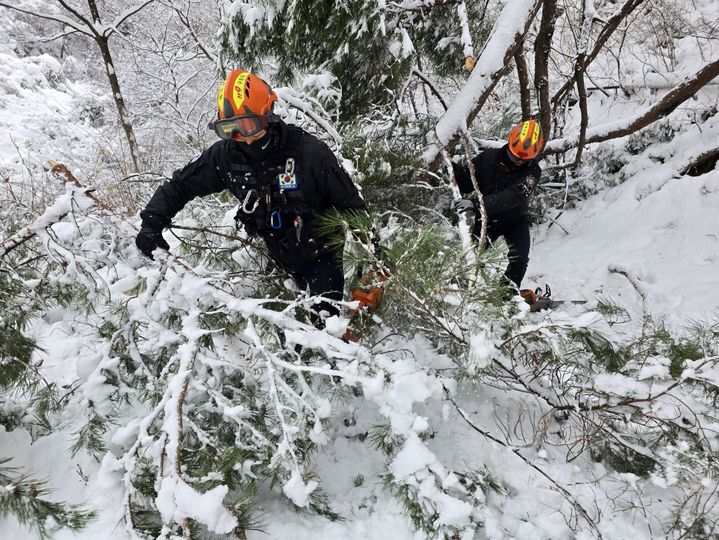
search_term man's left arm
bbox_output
[314,143,366,210]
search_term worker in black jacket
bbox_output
[452,119,543,289]
[136,69,366,322]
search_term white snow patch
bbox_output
[156,476,237,534]
[282,469,318,507]
[390,433,437,479]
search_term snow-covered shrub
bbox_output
[343,131,441,216]
[2,161,719,538]
[625,119,679,155]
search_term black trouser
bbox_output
[285,254,344,324]
[487,221,530,288]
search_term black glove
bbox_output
[452,198,476,215]
[136,226,169,259]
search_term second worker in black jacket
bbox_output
[452,120,544,289]
[136,69,366,322]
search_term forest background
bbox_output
[0,0,718,538]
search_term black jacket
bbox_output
[140,121,366,266]
[453,145,541,230]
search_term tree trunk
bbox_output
[534,0,558,138]
[514,50,532,119]
[573,0,594,168]
[86,0,141,172]
[682,146,719,177]
[573,62,589,167]
[95,36,141,172]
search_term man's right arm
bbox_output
[450,155,482,218]
[136,143,227,258]
[140,143,228,229]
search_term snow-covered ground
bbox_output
[529,122,719,328]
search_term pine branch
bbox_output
[71,413,109,459]
[0,458,95,538]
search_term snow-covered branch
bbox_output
[425,0,543,167]
[109,0,157,36]
[276,88,342,147]
[0,186,94,259]
[0,2,93,36]
[546,57,719,153]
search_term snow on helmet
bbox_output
[508,119,544,160]
[216,69,277,120]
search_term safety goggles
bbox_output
[209,114,269,140]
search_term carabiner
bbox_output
[285,157,295,175]
[270,210,282,229]
[241,189,260,214]
[293,215,303,242]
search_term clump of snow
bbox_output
[388,28,414,59]
[593,373,651,397]
[282,469,318,507]
[323,315,349,337]
[468,330,494,371]
[390,433,437,479]
[637,356,671,380]
[156,476,237,534]
[418,477,474,528]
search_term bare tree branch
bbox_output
[169,2,217,63]
[30,29,83,42]
[111,0,157,35]
[56,0,98,36]
[411,69,448,111]
[0,2,93,36]
[546,57,719,153]
[551,0,646,109]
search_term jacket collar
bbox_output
[498,144,531,172]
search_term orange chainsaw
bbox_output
[343,271,388,342]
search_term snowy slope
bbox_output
[529,98,719,328]
[0,44,110,179]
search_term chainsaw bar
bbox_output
[530,298,588,312]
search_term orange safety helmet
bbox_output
[216,69,278,120]
[508,119,544,160]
